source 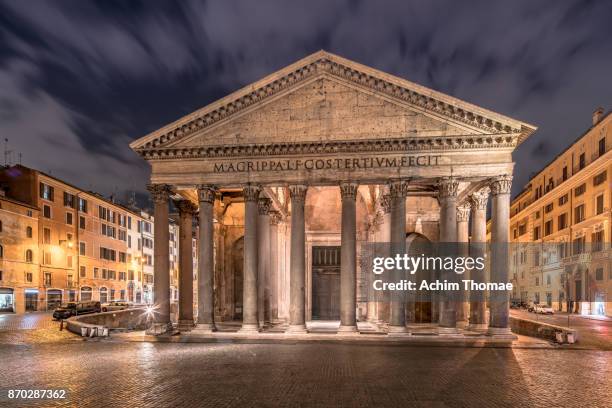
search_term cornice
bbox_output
[139,134,519,160]
[131,51,535,155]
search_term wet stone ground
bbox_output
[0,313,610,407]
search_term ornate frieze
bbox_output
[437,178,459,199]
[380,194,392,214]
[146,184,172,203]
[138,135,520,160]
[288,184,308,203]
[197,185,217,203]
[258,197,272,215]
[243,184,262,202]
[134,52,526,154]
[470,188,490,210]
[339,182,359,201]
[456,203,471,222]
[490,175,513,196]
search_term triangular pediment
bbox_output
[130,50,536,153]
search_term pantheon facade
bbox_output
[130,51,536,337]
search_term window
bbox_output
[94,268,99,278]
[574,204,585,223]
[573,236,585,255]
[79,216,86,230]
[599,137,606,156]
[595,267,603,280]
[128,270,134,281]
[119,252,127,263]
[100,288,108,303]
[534,251,540,266]
[545,203,553,213]
[546,275,551,286]
[66,212,73,225]
[535,277,539,286]
[43,228,51,244]
[562,166,568,181]
[63,192,75,208]
[592,230,604,252]
[102,269,108,279]
[0,270,2,280]
[593,171,607,186]
[27,210,33,217]
[128,216,132,229]
[558,242,567,259]
[67,274,73,287]
[26,272,32,282]
[43,205,51,218]
[559,194,568,206]
[513,229,517,239]
[100,247,116,261]
[128,235,132,248]
[44,272,52,286]
[558,213,567,230]
[574,183,586,197]
[78,198,88,213]
[39,183,54,201]
[579,152,585,170]
[0,220,2,232]
[518,224,527,236]
[25,249,33,263]
[534,211,540,220]
[0,245,3,258]
[79,242,86,256]
[118,230,127,241]
[80,266,86,278]
[110,289,116,300]
[544,220,553,236]
[533,226,541,240]
[596,195,604,215]
[44,251,51,265]
[26,226,32,238]
[119,271,126,281]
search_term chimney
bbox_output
[592,107,604,125]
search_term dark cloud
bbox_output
[0,0,611,203]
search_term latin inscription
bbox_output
[213,155,441,173]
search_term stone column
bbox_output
[438,178,459,334]
[176,199,197,331]
[455,203,470,329]
[287,185,308,333]
[147,184,172,332]
[489,175,513,336]
[195,185,216,332]
[257,197,272,328]
[269,211,281,323]
[388,180,409,334]
[239,184,261,333]
[468,188,489,332]
[377,194,392,324]
[339,182,358,333]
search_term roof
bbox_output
[130,50,536,152]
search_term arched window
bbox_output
[26,226,33,238]
[25,249,33,263]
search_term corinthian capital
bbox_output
[437,177,459,199]
[470,187,490,210]
[175,199,198,215]
[389,180,409,198]
[380,194,392,214]
[243,184,262,202]
[147,184,172,203]
[339,182,359,201]
[490,175,513,196]
[457,203,471,222]
[258,197,272,215]
[197,185,217,204]
[288,185,308,203]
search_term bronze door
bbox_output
[311,246,341,320]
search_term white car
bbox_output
[101,301,130,312]
[534,304,554,314]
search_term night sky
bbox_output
[1,0,611,206]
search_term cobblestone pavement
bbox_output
[0,312,78,345]
[0,335,610,407]
[511,309,612,350]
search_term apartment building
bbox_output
[0,190,39,313]
[507,108,611,316]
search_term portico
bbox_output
[130,51,536,339]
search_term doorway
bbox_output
[311,246,341,320]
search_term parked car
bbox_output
[534,304,554,314]
[101,301,130,312]
[526,302,537,312]
[52,301,101,320]
[510,300,527,309]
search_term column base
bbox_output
[467,323,488,333]
[285,324,308,334]
[146,322,173,336]
[437,326,461,336]
[192,323,217,333]
[178,320,194,332]
[456,320,469,329]
[337,325,358,335]
[487,327,516,338]
[387,325,410,336]
[238,323,260,334]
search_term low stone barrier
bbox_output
[510,316,578,344]
[66,308,150,337]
